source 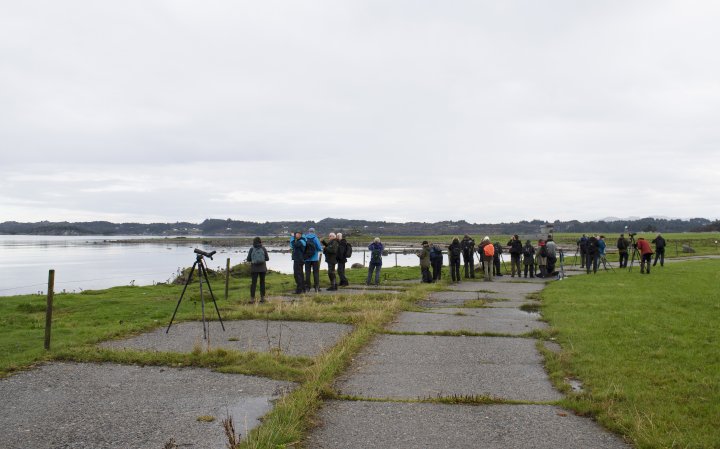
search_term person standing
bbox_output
[417,240,432,283]
[493,242,503,277]
[636,236,654,274]
[507,234,523,277]
[577,234,588,268]
[523,239,535,278]
[536,239,548,278]
[448,237,462,283]
[303,227,323,292]
[246,237,269,303]
[545,236,557,274]
[321,233,339,291]
[586,235,599,274]
[597,235,609,269]
[429,242,444,282]
[366,237,384,286]
[460,234,476,278]
[652,233,666,267]
[290,231,306,294]
[479,237,494,281]
[616,234,629,268]
[336,233,351,287]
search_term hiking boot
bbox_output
[260,297,266,303]
[249,298,256,304]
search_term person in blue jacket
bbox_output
[303,227,323,292]
[366,237,384,286]
[289,231,306,294]
[597,235,609,270]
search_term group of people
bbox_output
[578,232,666,274]
[290,228,353,294]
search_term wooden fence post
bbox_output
[225,258,230,300]
[44,269,55,351]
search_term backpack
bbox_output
[483,244,495,257]
[303,238,317,260]
[539,245,547,257]
[429,246,442,261]
[250,247,265,265]
[345,242,353,258]
[370,249,382,264]
[451,245,461,258]
[523,245,534,257]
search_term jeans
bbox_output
[523,262,535,277]
[641,253,653,273]
[510,254,521,276]
[337,262,348,285]
[293,261,305,293]
[450,258,461,282]
[366,263,381,285]
[653,248,665,266]
[618,251,628,268]
[250,272,266,298]
[586,253,598,274]
[462,252,475,278]
[304,260,320,290]
[431,259,442,281]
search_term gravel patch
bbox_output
[336,335,561,401]
[101,320,353,357]
[0,362,294,449]
[388,309,546,335]
[307,401,629,449]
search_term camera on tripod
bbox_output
[193,248,216,259]
[628,232,637,237]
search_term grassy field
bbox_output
[541,259,720,449]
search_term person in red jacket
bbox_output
[635,236,654,274]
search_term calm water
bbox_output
[0,235,434,296]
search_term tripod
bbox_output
[557,249,566,280]
[167,250,225,340]
[627,235,641,272]
[571,244,580,267]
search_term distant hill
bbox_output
[692,220,720,232]
[0,217,713,236]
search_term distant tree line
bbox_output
[0,217,713,236]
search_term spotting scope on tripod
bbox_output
[166,248,225,339]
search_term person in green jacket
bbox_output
[321,233,339,291]
[417,240,432,283]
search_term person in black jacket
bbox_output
[507,234,523,277]
[652,233,666,267]
[586,235,599,274]
[448,237,462,283]
[290,231,306,294]
[321,233,339,291]
[429,243,443,282]
[577,234,588,268]
[336,233,351,287]
[616,234,629,268]
[493,242,503,276]
[246,237,270,303]
[522,240,535,278]
[460,235,476,278]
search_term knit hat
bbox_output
[422,240,428,245]
[308,227,316,233]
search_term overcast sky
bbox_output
[1,1,719,224]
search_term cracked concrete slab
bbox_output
[388,308,546,335]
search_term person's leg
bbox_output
[328,263,336,290]
[540,264,547,278]
[304,262,312,291]
[515,255,521,277]
[640,254,646,273]
[259,272,266,300]
[374,265,381,285]
[660,249,665,266]
[313,261,321,291]
[580,250,585,268]
[586,254,591,274]
[295,262,305,293]
[645,254,652,273]
[469,257,475,278]
[455,262,461,282]
[338,262,347,286]
[250,272,258,302]
[653,251,659,266]
[366,265,373,285]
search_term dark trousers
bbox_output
[338,262,348,285]
[653,248,665,266]
[421,267,432,283]
[431,259,442,281]
[304,260,320,290]
[450,259,461,282]
[510,254,521,276]
[523,262,535,278]
[580,250,587,267]
[547,255,556,274]
[250,272,266,298]
[586,253,598,274]
[366,263,381,285]
[293,261,305,293]
[618,251,628,268]
[462,253,475,278]
[493,256,502,276]
[327,262,337,288]
[641,253,652,273]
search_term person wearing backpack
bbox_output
[290,231,306,294]
[545,236,557,274]
[493,242,503,277]
[652,233,666,267]
[429,242,444,282]
[246,237,269,303]
[507,234,523,277]
[417,240,432,283]
[479,237,494,281]
[448,237,462,283]
[585,235,599,274]
[616,234,629,268]
[336,233,351,287]
[366,237,384,286]
[522,240,535,278]
[536,239,548,278]
[460,235,476,278]
[577,235,588,268]
[303,227,323,292]
[321,233,339,291]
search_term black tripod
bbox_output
[627,235,641,272]
[167,249,225,339]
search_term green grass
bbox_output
[541,259,720,448]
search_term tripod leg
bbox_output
[166,262,197,333]
[199,265,207,340]
[202,261,226,331]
